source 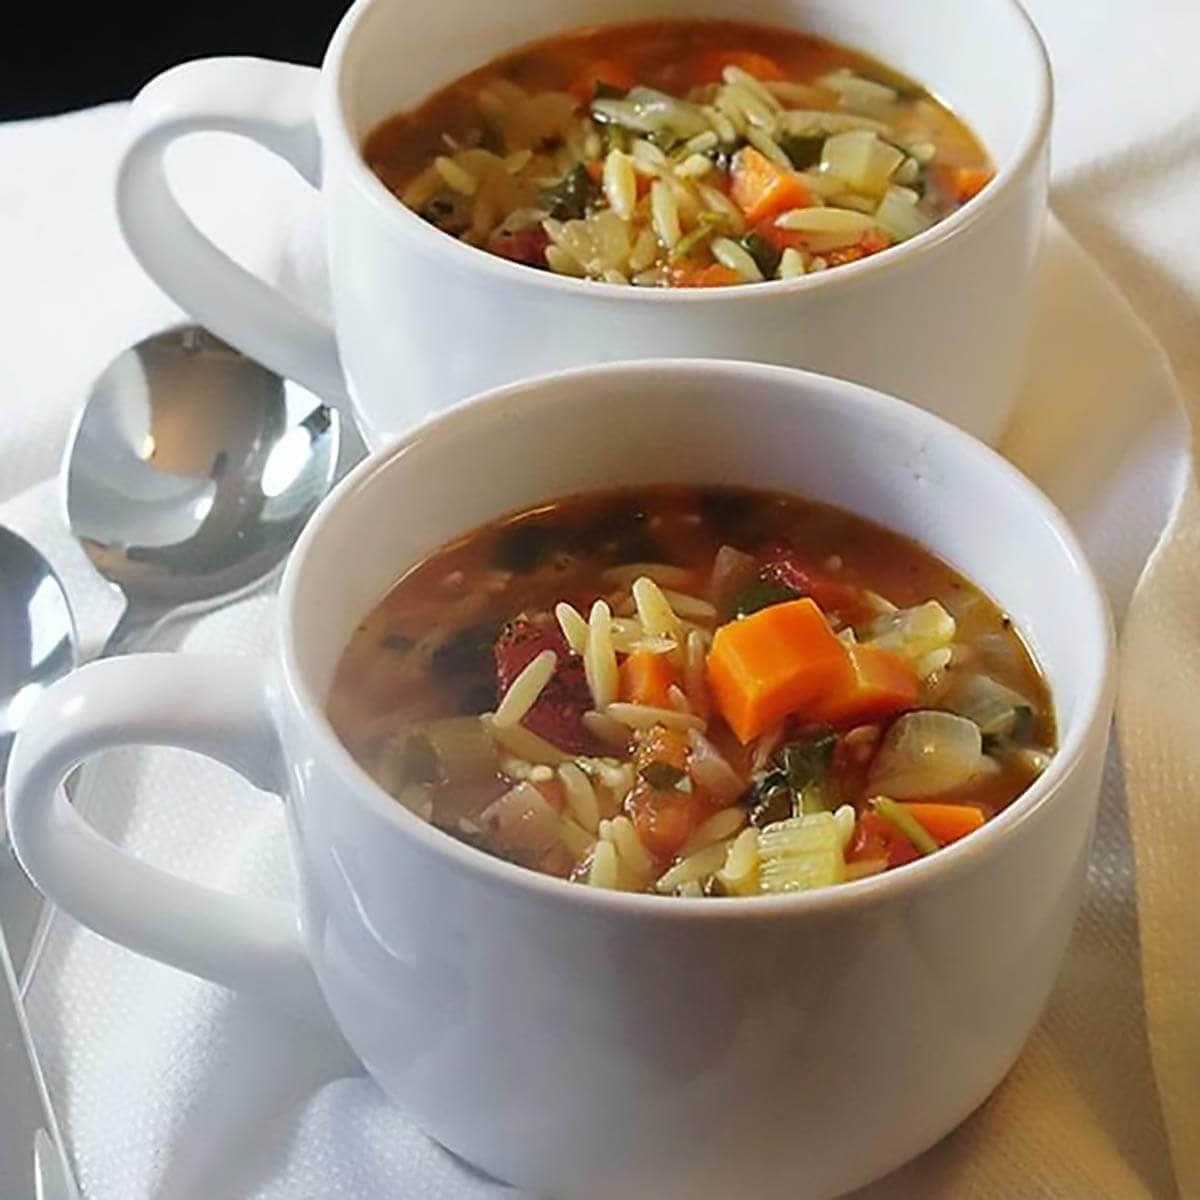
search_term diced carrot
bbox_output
[567,59,637,104]
[692,49,789,84]
[730,147,812,226]
[808,644,919,726]
[900,803,986,846]
[667,263,742,288]
[629,788,707,861]
[619,650,678,708]
[584,160,604,183]
[628,726,704,860]
[707,598,853,743]
[952,166,993,202]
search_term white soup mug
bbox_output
[7,361,1112,1199]
[115,0,1051,446]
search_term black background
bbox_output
[3,0,349,119]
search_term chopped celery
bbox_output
[757,812,847,893]
[413,717,498,784]
[870,797,939,856]
[777,732,837,813]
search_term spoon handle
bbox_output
[97,606,163,659]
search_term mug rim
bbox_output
[276,358,1115,921]
[315,0,1053,305]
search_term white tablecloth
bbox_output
[0,1,1196,1196]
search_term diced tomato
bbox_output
[488,226,550,269]
[691,49,789,84]
[847,810,920,868]
[494,617,595,752]
[667,263,742,288]
[760,546,875,625]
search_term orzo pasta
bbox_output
[364,21,992,287]
[328,485,1054,896]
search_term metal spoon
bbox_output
[2,328,341,1195]
[64,325,341,656]
[0,529,76,791]
[0,527,79,1200]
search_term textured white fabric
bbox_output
[0,1,1196,1195]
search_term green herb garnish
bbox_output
[740,232,782,279]
[776,731,837,814]
[641,760,687,791]
[983,704,1036,753]
[541,163,600,220]
[779,133,825,170]
[1011,705,1034,741]
[742,769,793,828]
[734,578,801,618]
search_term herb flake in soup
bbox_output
[328,486,1055,896]
[364,20,992,287]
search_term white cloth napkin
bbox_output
[1,0,1197,1194]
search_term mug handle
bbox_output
[116,57,349,406]
[5,653,327,1023]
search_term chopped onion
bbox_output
[820,130,904,196]
[875,185,934,242]
[419,717,499,782]
[944,673,1032,738]
[480,781,562,857]
[686,729,745,803]
[868,711,983,798]
[708,544,758,609]
[393,782,434,821]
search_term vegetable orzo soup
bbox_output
[364,20,992,287]
[328,486,1055,896]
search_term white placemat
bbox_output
[2,0,1198,1191]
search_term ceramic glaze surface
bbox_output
[6,363,1113,1200]
[114,0,1050,446]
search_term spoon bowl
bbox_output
[0,529,75,786]
[64,326,340,653]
